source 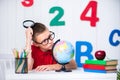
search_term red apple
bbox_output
[95,50,106,60]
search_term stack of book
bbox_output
[83,59,118,73]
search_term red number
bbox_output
[21,0,34,7]
[80,1,99,27]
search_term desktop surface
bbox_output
[6,68,117,80]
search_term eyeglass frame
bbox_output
[33,31,55,46]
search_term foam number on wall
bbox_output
[49,6,65,26]
[21,0,34,7]
[80,1,99,27]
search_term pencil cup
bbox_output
[15,58,28,74]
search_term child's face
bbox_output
[34,29,55,51]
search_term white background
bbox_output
[0,0,120,66]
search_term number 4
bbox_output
[80,1,99,27]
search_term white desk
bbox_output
[6,68,117,80]
[0,54,117,80]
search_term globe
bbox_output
[53,40,74,64]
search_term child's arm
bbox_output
[27,51,34,70]
[65,59,77,70]
[25,27,33,50]
[35,64,62,71]
[34,59,77,71]
[25,27,34,70]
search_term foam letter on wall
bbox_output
[75,41,93,67]
[109,29,120,46]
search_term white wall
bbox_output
[0,0,120,67]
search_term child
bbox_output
[25,22,77,71]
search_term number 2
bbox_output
[49,6,65,26]
[80,1,99,27]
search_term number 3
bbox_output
[21,0,34,7]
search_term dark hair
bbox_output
[31,23,47,41]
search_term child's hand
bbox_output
[25,27,33,55]
[35,64,62,71]
[35,65,52,71]
[25,27,33,41]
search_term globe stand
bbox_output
[52,39,73,72]
[55,64,72,72]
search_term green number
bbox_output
[49,6,65,26]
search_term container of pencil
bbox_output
[117,69,120,80]
[15,58,28,74]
